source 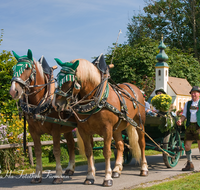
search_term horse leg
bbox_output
[102,130,113,187]
[137,127,148,176]
[30,132,42,183]
[63,131,75,176]
[112,131,124,178]
[78,128,95,185]
[52,131,63,184]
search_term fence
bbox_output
[0,137,104,166]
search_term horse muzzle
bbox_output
[10,81,23,100]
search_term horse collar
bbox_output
[73,83,109,114]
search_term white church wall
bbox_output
[155,66,169,94]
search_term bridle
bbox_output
[12,58,56,115]
[11,67,36,93]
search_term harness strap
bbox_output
[104,102,138,128]
[11,77,27,87]
[111,86,128,131]
[19,98,52,114]
[123,83,144,130]
[123,84,137,108]
[111,86,128,113]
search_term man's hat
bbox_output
[190,86,200,94]
[155,87,166,95]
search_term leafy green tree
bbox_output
[0,50,17,117]
[127,0,200,60]
[106,38,158,85]
[105,37,200,98]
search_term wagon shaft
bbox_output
[33,114,77,128]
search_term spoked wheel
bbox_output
[163,130,182,168]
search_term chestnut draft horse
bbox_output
[9,49,77,184]
[52,57,148,187]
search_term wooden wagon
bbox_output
[121,113,185,167]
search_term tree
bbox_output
[105,37,200,98]
[127,0,200,60]
[0,50,17,117]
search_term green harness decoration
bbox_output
[12,49,34,77]
[55,58,79,88]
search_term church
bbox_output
[148,38,192,111]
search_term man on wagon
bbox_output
[155,87,166,95]
[140,90,157,117]
[177,86,200,171]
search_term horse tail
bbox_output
[76,129,86,157]
[126,125,141,163]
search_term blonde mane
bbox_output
[33,59,44,79]
[71,59,101,86]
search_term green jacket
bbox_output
[186,100,200,127]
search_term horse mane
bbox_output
[33,59,44,79]
[71,59,101,86]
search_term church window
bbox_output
[179,102,181,110]
[158,70,161,76]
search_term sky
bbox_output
[0,0,146,76]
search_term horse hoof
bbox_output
[64,169,74,176]
[112,171,120,178]
[102,179,113,187]
[31,177,42,184]
[52,177,63,184]
[84,179,94,185]
[140,170,148,176]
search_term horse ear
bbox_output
[27,49,33,60]
[12,51,20,61]
[54,58,65,67]
[72,60,79,70]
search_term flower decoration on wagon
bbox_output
[151,94,172,112]
[176,108,183,117]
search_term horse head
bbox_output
[10,49,36,100]
[52,58,81,112]
[53,58,101,112]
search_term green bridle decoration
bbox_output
[55,58,79,88]
[12,49,34,77]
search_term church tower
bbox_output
[155,36,169,94]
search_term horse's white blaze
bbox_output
[9,81,16,99]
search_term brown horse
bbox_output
[9,49,77,184]
[52,57,148,187]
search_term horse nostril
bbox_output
[15,90,18,97]
[10,89,17,99]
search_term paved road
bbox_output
[1,148,200,190]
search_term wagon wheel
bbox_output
[163,130,181,168]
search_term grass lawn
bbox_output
[133,172,200,190]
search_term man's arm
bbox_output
[177,115,186,126]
